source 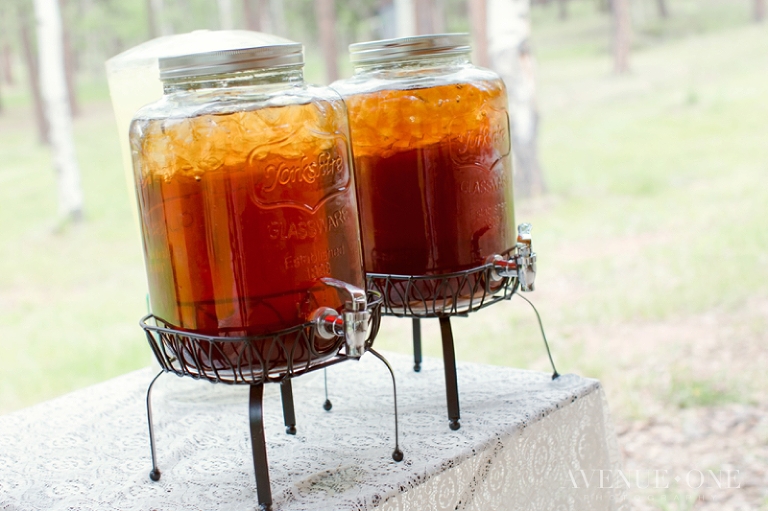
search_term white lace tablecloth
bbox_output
[0,352,625,510]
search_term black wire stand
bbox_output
[140,291,402,511]
[366,228,559,431]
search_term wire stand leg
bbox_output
[249,384,273,510]
[412,318,422,372]
[439,316,461,431]
[322,368,332,411]
[146,370,164,482]
[368,349,404,462]
[517,294,560,380]
[280,379,297,435]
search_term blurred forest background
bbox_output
[1,0,767,508]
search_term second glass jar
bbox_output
[332,34,516,305]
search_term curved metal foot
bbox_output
[146,370,164,482]
[249,384,273,510]
[516,294,560,380]
[439,317,461,429]
[280,379,297,435]
[412,318,422,373]
[322,368,333,411]
[368,348,403,463]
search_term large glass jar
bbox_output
[332,34,515,308]
[130,43,365,370]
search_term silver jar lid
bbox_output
[159,43,304,80]
[349,33,470,64]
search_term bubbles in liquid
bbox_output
[345,79,505,159]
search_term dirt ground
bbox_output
[580,299,768,510]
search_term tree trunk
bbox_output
[147,0,172,37]
[487,0,546,198]
[433,0,445,32]
[243,0,262,31]
[469,0,490,67]
[656,0,668,18]
[2,44,14,85]
[60,0,79,117]
[34,0,84,222]
[755,0,766,22]
[612,0,631,74]
[414,0,435,34]
[315,0,339,83]
[18,6,50,145]
[394,0,417,37]
[558,0,568,20]
[269,0,286,36]
[414,0,436,34]
[146,0,158,38]
[217,0,234,30]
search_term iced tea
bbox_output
[131,99,364,369]
[345,79,515,306]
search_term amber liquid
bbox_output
[131,101,363,371]
[345,80,515,307]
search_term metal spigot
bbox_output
[312,278,370,359]
[487,223,537,292]
[515,223,537,292]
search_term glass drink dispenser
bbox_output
[129,42,366,371]
[332,34,516,308]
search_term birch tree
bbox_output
[146,0,159,38]
[61,0,79,117]
[269,0,287,36]
[315,0,338,83]
[612,0,631,74]
[487,0,546,197]
[2,45,13,86]
[217,0,234,30]
[146,0,172,38]
[414,0,445,34]
[414,0,434,34]
[755,0,766,22]
[469,0,490,67]
[394,0,416,37]
[18,3,49,144]
[243,0,263,31]
[34,0,84,222]
[656,0,669,18]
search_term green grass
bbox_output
[535,24,768,324]
[666,371,741,409]
[1,3,767,414]
[0,103,149,413]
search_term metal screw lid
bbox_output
[349,33,470,64]
[159,43,304,81]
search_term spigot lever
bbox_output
[487,223,537,291]
[312,279,371,359]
